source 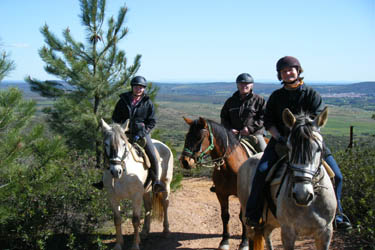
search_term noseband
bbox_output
[182,123,215,164]
[287,143,325,192]
[104,135,129,171]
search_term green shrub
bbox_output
[0,149,112,249]
[336,140,375,244]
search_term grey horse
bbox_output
[238,107,336,250]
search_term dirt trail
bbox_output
[116,177,347,250]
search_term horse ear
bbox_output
[315,107,328,128]
[183,116,194,125]
[282,108,296,129]
[198,117,208,128]
[101,119,111,131]
[122,119,130,132]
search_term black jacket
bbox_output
[264,83,325,137]
[220,90,266,135]
[112,92,156,138]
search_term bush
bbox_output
[336,140,375,244]
[0,149,112,249]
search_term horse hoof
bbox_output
[163,229,171,238]
[130,245,140,250]
[219,246,229,250]
[218,242,230,250]
[114,243,123,250]
[238,245,249,250]
[140,231,148,240]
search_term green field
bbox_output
[155,100,375,153]
[322,105,375,136]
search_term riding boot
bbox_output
[144,134,166,193]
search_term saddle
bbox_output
[240,135,259,156]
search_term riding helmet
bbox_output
[276,56,302,72]
[130,76,147,87]
[236,73,254,84]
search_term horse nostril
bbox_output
[307,193,314,203]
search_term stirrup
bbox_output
[335,213,352,230]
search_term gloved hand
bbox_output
[133,135,140,142]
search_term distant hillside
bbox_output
[1,80,374,99]
[155,81,375,97]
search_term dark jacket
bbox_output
[264,83,325,137]
[112,92,156,138]
[220,90,266,135]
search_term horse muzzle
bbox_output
[179,155,196,169]
[292,180,314,207]
[109,160,124,178]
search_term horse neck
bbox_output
[211,137,247,173]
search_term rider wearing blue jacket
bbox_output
[245,56,352,230]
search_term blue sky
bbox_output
[1,0,374,83]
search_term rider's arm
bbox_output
[268,126,281,140]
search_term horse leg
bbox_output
[238,210,249,250]
[131,196,143,250]
[280,226,296,250]
[263,227,274,250]
[141,191,152,239]
[217,194,230,250]
[111,201,124,250]
[314,224,333,250]
[161,190,170,237]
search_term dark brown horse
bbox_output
[179,117,251,250]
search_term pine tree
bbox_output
[0,42,15,82]
[26,0,143,166]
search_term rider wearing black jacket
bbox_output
[93,76,165,193]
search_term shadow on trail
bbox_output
[106,231,242,250]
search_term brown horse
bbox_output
[179,117,251,250]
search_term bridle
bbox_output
[182,122,228,167]
[104,132,130,171]
[287,137,326,193]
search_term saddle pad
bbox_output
[130,143,151,168]
[265,155,287,186]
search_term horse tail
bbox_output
[152,192,164,222]
[253,228,265,250]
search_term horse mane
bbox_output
[205,119,240,152]
[289,113,320,164]
[104,124,127,156]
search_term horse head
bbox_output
[179,116,213,169]
[101,118,130,179]
[282,107,328,207]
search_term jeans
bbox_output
[325,154,344,221]
[245,139,279,220]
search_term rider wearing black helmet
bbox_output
[245,56,352,230]
[220,73,266,152]
[94,76,166,193]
